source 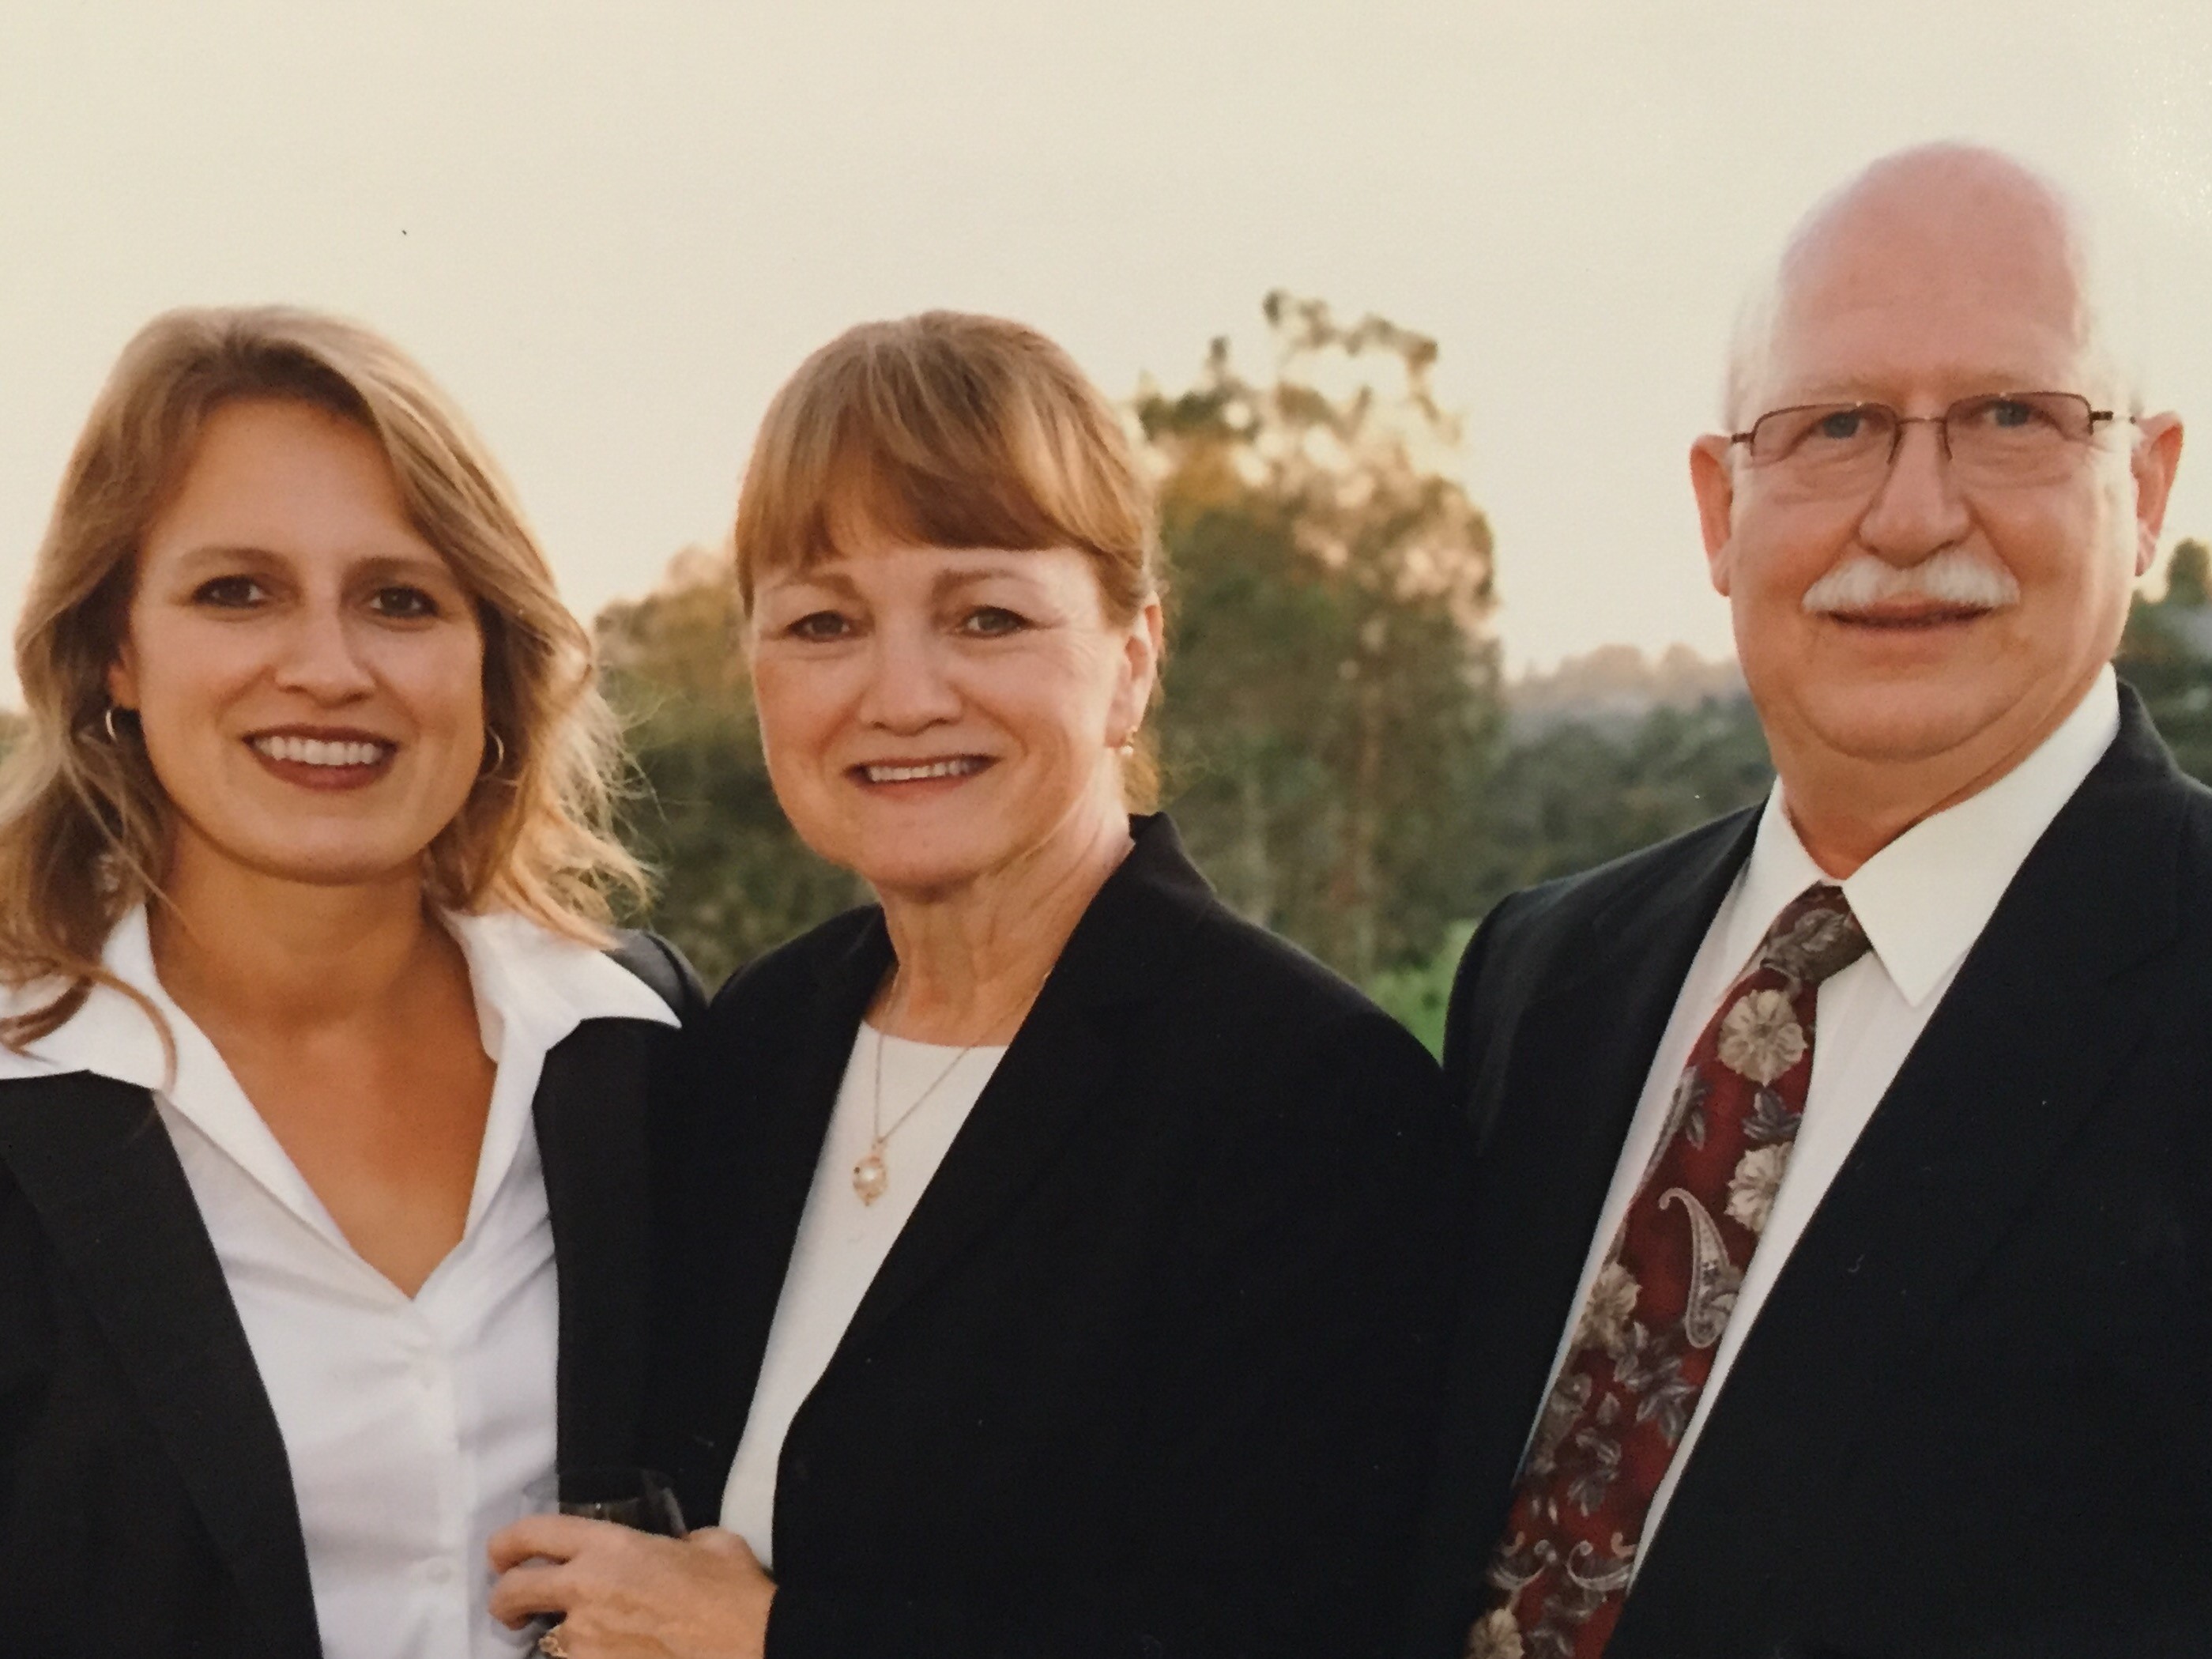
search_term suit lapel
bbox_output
[1625,702,2191,1644]
[1409,811,1758,1649]
[823,816,1213,1375]
[535,1019,661,1471]
[829,978,1121,1363]
[682,917,886,1487]
[0,1073,319,1659]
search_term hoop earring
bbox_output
[481,730,507,777]
[102,706,124,744]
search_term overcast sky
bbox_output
[6,0,2211,685]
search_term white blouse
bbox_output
[0,906,676,1659]
[719,1024,1006,1565]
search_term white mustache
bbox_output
[1801,548,2022,616]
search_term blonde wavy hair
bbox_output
[0,305,644,1049]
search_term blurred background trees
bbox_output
[595,300,2212,1048]
[594,550,864,984]
[2116,537,2212,781]
[1135,293,1500,985]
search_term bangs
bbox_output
[804,420,1093,570]
[733,313,1153,616]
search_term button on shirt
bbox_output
[1532,665,2121,1559]
[0,907,676,1659]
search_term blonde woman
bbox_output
[0,308,698,1658]
[492,312,1463,1659]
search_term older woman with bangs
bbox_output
[491,311,1463,1659]
[0,307,699,1657]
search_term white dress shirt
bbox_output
[1534,665,2121,1559]
[719,1024,1005,1566]
[0,906,676,1659]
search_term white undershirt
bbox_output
[1534,665,2121,1560]
[0,906,676,1658]
[719,1024,1006,1565]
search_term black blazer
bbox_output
[0,931,700,1659]
[649,815,1464,1659]
[1403,690,2212,1659]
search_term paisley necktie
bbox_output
[1468,883,1870,1659]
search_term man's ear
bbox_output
[1689,434,1739,596]
[2131,412,2185,578]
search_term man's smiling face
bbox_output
[1690,151,2180,811]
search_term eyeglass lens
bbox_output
[1748,393,2100,489]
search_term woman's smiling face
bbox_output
[108,396,488,892]
[747,539,1159,901]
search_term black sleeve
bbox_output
[1440,895,1528,1156]
[763,1008,1468,1659]
[607,929,709,1026]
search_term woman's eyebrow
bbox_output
[349,552,463,586]
[166,541,285,568]
[161,545,456,583]
[928,563,1034,601]
[770,567,862,600]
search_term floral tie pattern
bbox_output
[1468,884,1869,1659]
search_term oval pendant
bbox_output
[853,1148,889,1205]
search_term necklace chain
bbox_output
[870,1023,981,1148]
[852,969,993,1205]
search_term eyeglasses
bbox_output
[1730,392,2120,493]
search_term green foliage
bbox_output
[597,562,864,988]
[1140,292,1502,983]
[1470,697,1773,912]
[1366,921,1475,1058]
[2165,538,2211,609]
[2117,545,2212,785]
[1326,693,1777,1058]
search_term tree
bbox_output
[2117,538,2212,784]
[1136,292,1502,983]
[2165,537,2211,609]
[595,549,863,986]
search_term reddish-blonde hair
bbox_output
[0,305,643,1049]
[733,311,1163,801]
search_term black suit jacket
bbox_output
[0,930,700,1659]
[649,815,1464,1659]
[1404,691,2212,1659]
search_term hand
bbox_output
[488,1517,775,1659]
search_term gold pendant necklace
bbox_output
[853,1015,981,1205]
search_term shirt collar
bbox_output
[0,907,171,1089]
[0,904,678,1254]
[439,911,677,1236]
[0,906,676,1089]
[1731,665,2120,1007]
[440,911,680,1058]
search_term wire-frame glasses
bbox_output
[1731,392,2120,494]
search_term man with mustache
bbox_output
[1404,144,2210,1658]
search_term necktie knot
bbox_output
[1757,883,1869,989]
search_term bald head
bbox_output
[1725,145,2134,431]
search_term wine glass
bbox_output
[529,1465,687,1536]
[501,1466,688,1649]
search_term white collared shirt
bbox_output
[0,907,676,1659]
[1533,665,2122,1559]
